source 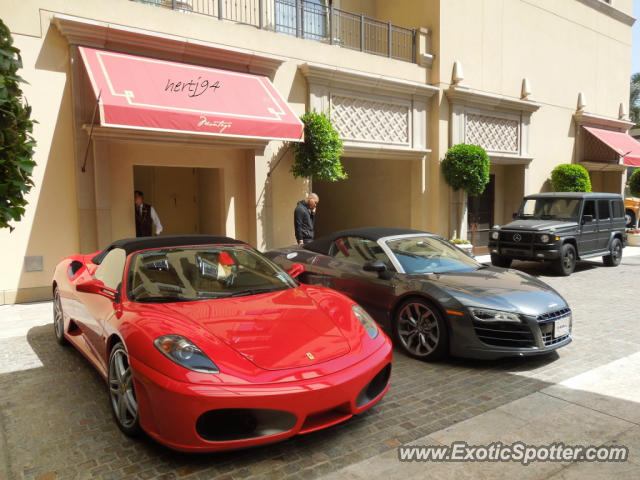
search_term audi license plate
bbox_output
[554,316,570,338]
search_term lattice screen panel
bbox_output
[583,130,618,163]
[330,95,410,145]
[465,113,519,153]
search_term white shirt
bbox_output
[149,206,163,235]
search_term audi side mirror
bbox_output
[363,261,387,273]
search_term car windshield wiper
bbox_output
[228,287,283,298]
[540,214,557,219]
[133,295,191,303]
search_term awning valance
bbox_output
[78,47,303,142]
[583,126,640,167]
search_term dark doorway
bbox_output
[467,174,495,254]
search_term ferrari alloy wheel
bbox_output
[394,299,448,361]
[108,343,141,436]
[53,288,68,345]
[603,238,623,267]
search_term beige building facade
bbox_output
[0,0,635,303]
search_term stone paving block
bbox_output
[1,257,639,479]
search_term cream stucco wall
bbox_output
[433,0,633,236]
[312,157,414,236]
[0,29,78,303]
[1,0,428,303]
[0,0,633,302]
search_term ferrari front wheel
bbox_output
[393,298,448,361]
[108,342,141,437]
[53,287,68,345]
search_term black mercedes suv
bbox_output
[489,192,626,276]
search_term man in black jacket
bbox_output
[134,190,163,237]
[294,193,319,245]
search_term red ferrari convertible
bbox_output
[52,235,392,452]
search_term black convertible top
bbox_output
[91,235,245,264]
[304,227,426,255]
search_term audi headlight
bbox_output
[491,231,500,240]
[470,308,521,323]
[539,234,550,243]
[352,305,378,339]
[154,335,219,373]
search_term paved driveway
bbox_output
[1,251,639,480]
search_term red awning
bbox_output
[583,126,640,167]
[78,47,303,141]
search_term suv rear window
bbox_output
[612,200,623,218]
[597,200,611,220]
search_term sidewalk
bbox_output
[318,352,640,480]
[475,244,640,264]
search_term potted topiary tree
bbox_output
[441,143,490,244]
[0,19,37,232]
[550,164,592,192]
[290,111,346,182]
[629,168,640,197]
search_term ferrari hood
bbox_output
[157,288,350,371]
[419,267,567,316]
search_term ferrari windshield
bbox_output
[127,245,296,302]
[518,197,581,220]
[385,236,481,274]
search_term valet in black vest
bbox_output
[134,190,163,237]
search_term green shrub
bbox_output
[629,169,640,197]
[291,111,346,182]
[441,144,490,196]
[0,19,37,231]
[550,164,591,192]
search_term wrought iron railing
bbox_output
[131,0,417,63]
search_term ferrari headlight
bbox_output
[470,308,521,324]
[491,231,500,240]
[539,234,550,243]
[154,335,219,373]
[352,305,378,339]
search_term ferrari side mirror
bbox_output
[287,263,305,279]
[76,279,118,301]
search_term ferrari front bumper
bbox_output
[129,341,392,452]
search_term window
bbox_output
[329,236,391,267]
[597,200,611,220]
[582,200,596,218]
[127,246,295,302]
[94,248,126,290]
[275,0,328,41]
[612,200,623,218]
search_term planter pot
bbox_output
[628,234,640,247]
[454,243,473,252]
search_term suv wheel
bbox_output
[626,211,637,228]
[603,238,623,267]
[553,243,576,276]
[490,254,512,268]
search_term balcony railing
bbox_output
[132,0,417,63]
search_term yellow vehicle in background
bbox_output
[626,196,640,228]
